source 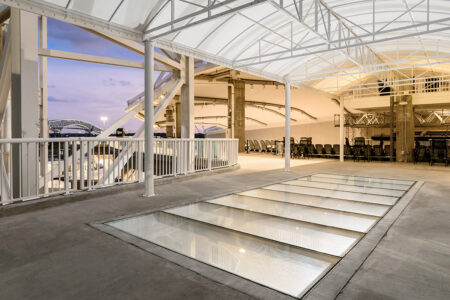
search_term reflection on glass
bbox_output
[238,189,390,216]
[166,202,363,256]
[108,212,338,298]
[107,174,407,298]
[298,175,410,191]
[313,173,414,185]
[284,179,405,197]
[209,195,379,233]
[264,184,398,206]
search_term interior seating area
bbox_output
[247,136,450,166]
[414,139,450,166]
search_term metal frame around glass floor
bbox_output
[107,173,416,298]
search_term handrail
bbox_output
[0,138,238,205]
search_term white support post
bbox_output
[144,40,155,197]
[39,16,49,191]
[285,82,291,172]
[10,9,39,198]
[339,98,344,162]
[180,56,194,139]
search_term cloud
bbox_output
[102,78,132,87]
[48,96,79,103]
[47,18,107,51]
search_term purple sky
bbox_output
[47,18,149,133]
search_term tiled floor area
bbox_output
[107,173,415,298]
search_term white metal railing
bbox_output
[340,74,450,99]
[0,138,238,205]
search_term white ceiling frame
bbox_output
[234,0,450,71]
[144,0,267,40]
[0,0,142,41]
[292,53,450,82]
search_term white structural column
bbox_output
[39,16,49,181]
[143,40,155,197]
[10,9,39,198]
[180,56,194,138]
[285,81,291,171]
[339,99,344,162]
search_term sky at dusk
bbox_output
[46,18,148,133]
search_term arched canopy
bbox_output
[3,0,450,86]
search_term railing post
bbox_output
[87,140,91,190]
[137,140,142,182]
[64,141,69,195]
[208,140,212,170]
[80,140,84,190]
[172,140,176,176]
[72,140,77,192]
[184,140,188,175]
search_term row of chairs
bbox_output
[414,140,450,166]
[247,138,396,161]
[293,143,395,161]
[246,139,278,153]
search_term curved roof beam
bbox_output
[246,103,297,122]
[195,115,268,126]
[193,96,316,120]
[246,100,317,120]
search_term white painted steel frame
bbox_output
[1,0,448,85]
[144,40,155,197]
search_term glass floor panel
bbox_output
[208,195,379,233]
[165,202,362,257]
[238,189,390,217]
[108,212,339,298]
[298,175,410,191]
[264,184,399,206]
[284,179,405,197]
[313,173,415,186]
[106,174,413,298]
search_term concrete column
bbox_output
[395,95,414,162]
[10,9,39,198]
[227,84,233,138]
[143,40,155,197]
[175,102,181,138]
[339,99,344,162]
[180,56,194,139]
[230,80,245,152]
[165,105,174,138]
[285,82,291,171]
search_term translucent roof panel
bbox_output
[8,0,450,85]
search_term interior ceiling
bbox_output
[6,0,450,82]
[192,72,337,130]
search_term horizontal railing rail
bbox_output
[0,138,238,205]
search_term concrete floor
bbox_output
[0,159,449,300]
[237,153,327,171]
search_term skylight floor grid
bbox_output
[107,173,415,298]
